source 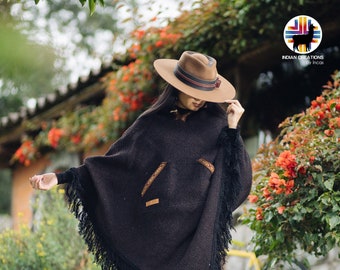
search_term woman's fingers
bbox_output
[224,99,245,128]
[29,173,57,190]
[29,175,41,189]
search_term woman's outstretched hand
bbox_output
[225,99,245,129]
[29,173,58,190]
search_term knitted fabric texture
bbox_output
[57,108,252,270]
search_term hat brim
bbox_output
[154,59,236,103]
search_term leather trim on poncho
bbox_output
[57,108,252,270]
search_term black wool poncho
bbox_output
[56,107,252,270]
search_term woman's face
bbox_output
[177,92,206,111]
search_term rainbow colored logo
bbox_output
[283,15,322,54]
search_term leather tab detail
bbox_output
[146,198,159,207]
[141,162,167,197]
[198,158,215,174]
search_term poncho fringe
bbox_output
[210,127,243,269]
[65,168,138,270]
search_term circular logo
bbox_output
[283,15,322,54]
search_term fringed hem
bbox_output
[210,127,243,269]
[65,168,139,270]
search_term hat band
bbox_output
[174,65,220,91]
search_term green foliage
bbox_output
[0,188,100,269]
[34,0,104,14]
[243,70,340,269]
[1,0,140,115]
[0,22,56,102]
[0,170,11,214]
[0,93,23,117]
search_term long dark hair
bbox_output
[139,84,227,119]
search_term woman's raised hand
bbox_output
[29,173,58,190]
[225,99,245,129]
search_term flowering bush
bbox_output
[0,188,99,269]
[11,139,38,167]
[243,70,340,268]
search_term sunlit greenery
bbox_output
[0,188,100,269]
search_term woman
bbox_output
[30,51,252,270]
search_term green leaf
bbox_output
[89,0,96,15]
[34,0,40,4]
[324,178,334,190]
[328,215,340,230]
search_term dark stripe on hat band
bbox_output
[174,65,218,91]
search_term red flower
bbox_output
[317,110,325,120]
[71,134,81,144]
[155,40,164,47]
[311,100,318,108]
[336,103,340,111]
[315,119,323,126]
[298,166,307,175]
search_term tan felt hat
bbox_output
[154,51,236,103]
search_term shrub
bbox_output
[0,188,100,270]
[243,70,340,269]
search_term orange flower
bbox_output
[268,172,285,189]
[13,140,36,166]
[285,180,294,195]
[311,100,318,108]
[133,29,145,40]
[324,129,334,136]
[113,107,121,121]
[316,96,324,104]
[277,206,286,214]
[122,74,130,82]
[256,207,264,220]
[317,110,325,120]
[48,128,64,148]
[275,151,297,178]
[248,194,258,203]
[262,187,272,201]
